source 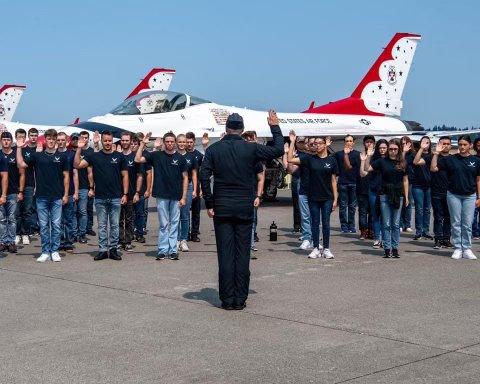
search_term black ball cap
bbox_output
[226,113,244,130]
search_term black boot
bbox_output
[392,249,400,258]
[109,247,122,260]
[383,249,391,258]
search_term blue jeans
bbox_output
[87,196,94,232]
[0,194,18,244]
[178,183,193,241]
[368,190,382,241]
[431,196,451,242]
[299,194,312,242]
[16,186,35,235]
[134,196,146,236]
[412,187,431,236]
[61,196,76,248]
[157,198,180,255]
[309,199,333,249]
[446,192,476,250]
[77,189,88,237]
[380,195,403,250]
[95,198,121,252]
[338,184,357,232]
[36,197,62,254]
[472,207,480,237]
[400,185,413,229]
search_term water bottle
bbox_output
[269,221,278,241]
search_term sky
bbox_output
[1,0,479,129]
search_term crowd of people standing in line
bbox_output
[286,132,480,260]
[0,125,479,265]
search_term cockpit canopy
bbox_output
[110,90,211,115]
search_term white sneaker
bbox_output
[405,227,413,233]
[37,253,51,262]
[323,248,334,259]
[308,248,321,259]
[463,249,477,260]
[299,239,313,250]
[51,252,61,262]
[22,235,30,245]
[180,240,189,252]
[15,235,21,245]
[451,249,463,260]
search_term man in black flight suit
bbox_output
[200,110,284,310]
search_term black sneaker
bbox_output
[156,254,166,260]
[422,233,434,240]
[433,240,441,249]
[94,252,109,261]
[221,302,235,310]
[254,233,259,242]
[135,235,146,243]
[169,253,179,260]
[0,243,7,252]
[87,230,96,236]
[78,236,87,244]
[233,302,246,310]
[190,235,200,243]
[123,243,133,251]
[413,235,422,240]
[392,249,400,258]
[64,245,74,253]
[442,240,453,248]
[109,248,122,261]
[8,244,17,253]
[383,249,391,258]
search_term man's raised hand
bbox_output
[267,110,279,126]
[143,132,152,144]
[435,141,445,154]
[77,136,87,149]
[16,137,26,148]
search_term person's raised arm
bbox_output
[359,152,369,177]
[343,146,353,170]
[93,131,101,152]
[286,131,301,165]
[403,141,412,159]
[430,141,444,172]
[413,139,429,165]
[364,146,375,172]
[255,110,284,161]
[135,132,150,163]
[74,137,90,169]
[16,137,28,169]
[201,133,210,150]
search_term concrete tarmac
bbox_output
[1,191,479,383]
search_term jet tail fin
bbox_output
[0,84,26,121]
[126,68,176,99]
[305,33,421,117]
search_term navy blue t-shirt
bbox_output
[3,150,20,195]
[335,150,360,185]
[59,149,76,196]
[297,151,310,196]
[191,149,204,168]
[144,150,188,200]
[438,154,480,196]
[371,157,406,192]
[431,154,449,197]
[0,155,8,195]
[78,147,94,190]
[122,151,142,198]
[22,146,37,188]
[27,151,69,199]
[300,154,338,201]
[180,151,198,182]
[83,150,128,199]
[409,152,432,188]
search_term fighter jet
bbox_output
[0,68,176,136]
[77,33,424,142]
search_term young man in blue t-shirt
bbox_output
[135,131,188,260]
[16,129,70,262]
[75,131,129,261]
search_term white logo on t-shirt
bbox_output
[172,159,178,166]
[54,156,61,162]
[324,162,332,168]
[469,161,476,167]
[186,159,191,164]
[112,157,118,163]
[9,158,15,163]
[128,160,133,166]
